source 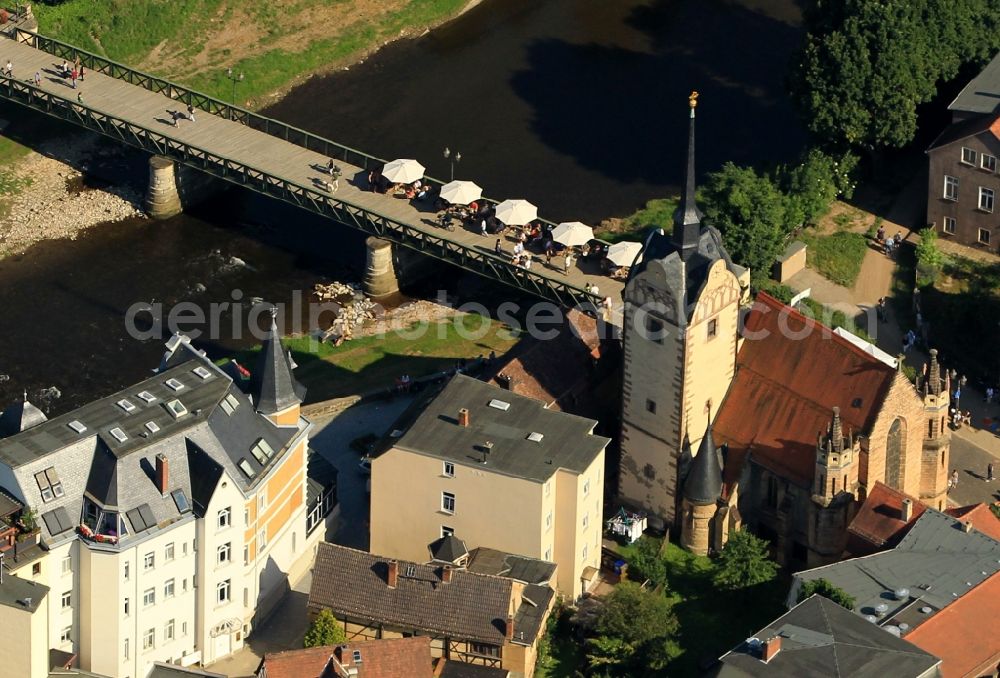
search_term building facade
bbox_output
[370,375,607,599]
[0,320,332,678]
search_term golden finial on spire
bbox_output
[689,91,699,109]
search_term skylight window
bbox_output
[109,427,128,443]
[527,432,544,442]
[220,393,240,416]
[237,459,255,479]
[164,399,188,419]
[164,378,185,392]
[137,391,157,403]
[116,398,137,413]
[250,438,275,465]
[171,489,191,514]
[67,420,87,434]
[192,366,212,380]
[404,564,416,577]
[144,421,160,434]
[488,399,511,411]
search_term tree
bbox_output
[713,529,778,591]
[625,537,667,588]
[780,149,859,226]
[303,608,347,648]
[586,580,678,674]
[701,163,790,284]
[797,578,856,610]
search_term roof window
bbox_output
[109,427,128,443]
[353,650,362,663]
[171,489,191,514]
[238,458,255,479]
[527,432,544,442]
[165,399,188,419]
[116,398,137,413]
[67,420,87,434]
[220,393,240,416]
[137,391,157,403]
[144,421,160,434]
[488,399,511,411]
[250,438,275,465]
[165,378,185,392]
[192,366,212,380]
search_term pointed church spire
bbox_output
[250,306,305,415]
[829,406,844,453]
[927,348,942,396]
[683,402,722,505]
[672,91,704,259]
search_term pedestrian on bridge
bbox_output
[494,239,502,255]
[564,252,574,273]
[187,104,196,122]
[60,60,69,77]
[2,60,12,77]
[79,65,85,82]
[70,67,78,89]
[32,71,40,87]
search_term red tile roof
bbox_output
[946,503,1000,542]
[257,637,433,678]
[715,293,896,487]
[905,572,1000,678]
[846,482,929,556]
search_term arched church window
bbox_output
[885,418,906,489]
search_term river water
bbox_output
[0,0,805,414]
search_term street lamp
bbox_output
[225,67,244,109]
[443,147,461,181]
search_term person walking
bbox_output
[987,462,995,482]
[70,67,78,89]
[79,65,85,82]
[187,104,195,122]
[330,164,341,191]
[494,238,502,255]
[480,218,487,236]
[3,59,12,77]
[951,469,959,489]
[32,71,40,87]
[60,60,69,77]
[76,92,83,104]
[564,252,574,273]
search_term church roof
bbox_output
[714,293,896,488]
[0,397,47,437]
[684,421,722,505]
[250,312,306,415]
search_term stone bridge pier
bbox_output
[363,237,400,300]
[144,155,226,220]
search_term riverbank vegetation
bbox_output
[34,0,471,105]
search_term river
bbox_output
[0,0,806,415]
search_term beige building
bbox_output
[370,374,608,599]
[0,566,51,678]
[0,319,335,678]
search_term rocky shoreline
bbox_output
[0,133,146,257]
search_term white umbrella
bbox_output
[552,221,594,247]
[495,199,538,226]
[439,180,482,205]
[606,241,643,267]
[382,158,426,183]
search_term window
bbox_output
[441,525,455,538]
[182,578,188,592]
[165,378,184,391]
[583,513,589,530]
[979,187,995,212]
[217,579,231,605]
[217,543,231,565]
[766,476,779,509]
[250,438,275,465]
[443,461,455,477]
[544,547,552,561]
[707,317,718,338]
[238,459,255,479]
[67,420,87,434]
[943,216,956,234]
[116,398,137,413]
[143,628,155,651]
[165,619,175,641]
[124,638,129,660]
[220,393,240,415]
[983,154,997,172]
[962,147,977,165]
[441,492,455,514]
[164,579,175,599]
[32,562,41,576]
[34,467,64,502]
[165,399,188,419]
[143,588,155,607]
[243,545,249,566]
[354,649,363,663]
[165,542,175,561]
[61,626,72,643]
[143,552,154,570]
[61,556,72,575]
[644,314,664,344]
[582,544,589,561]
[123,562,129,581]
[124,597,130,616]
[583,479,591,496]
[244,508,249,526]
[943,175,959,200]
[144,421,160,434]
[980,228,992,245]
[137,390,157,403]
[645,399,656,414]
[244,587,249,607]
[61,591,71,609]
[544,481,550,497]
[257,528,267,550]
[217,507,232,530]
[258,487,268,512]
[192,365,212,380]
[109,427,128,443]
[469,643,501,658]
[545,511,553,530]
[182,621,188,637]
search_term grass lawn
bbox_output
[238,313,520,402]
[535,628,584,678]
[799,229,868,287]
[597,197,679,243]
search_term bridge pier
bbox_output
[145,155,182,220]
[363,237,400,300]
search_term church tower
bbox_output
[680,409,723,556]
[918,349,950,510]
[811,407,858,506]
[250,307,306,426]
[618,94,746,528]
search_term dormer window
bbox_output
[164,378,185,392]
[116,399,137,413]
[109,427,128,443]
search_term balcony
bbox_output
[0,509,41,552]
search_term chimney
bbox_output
[336,645,351,666]
[458,408,470,427]
[762,636,782,663]
[387,560,398,588]
[962,521,973,533]
[505,615,514,641]
[155,453,169,495]
[901,498,913,522]
[442,566,453,584]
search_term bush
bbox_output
[303,609,347,648]
[780,149,859,226]
[915,228,946,287]
[713,530,778,591]
[797,578,856,610]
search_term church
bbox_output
[617,94,951,569]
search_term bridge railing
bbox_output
[0,73,605,311]
[2,27,596,239]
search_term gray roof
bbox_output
[512,583,554,646]
[250,315,305,415]
[467,547,557,586]
[309,543,514,644]
[714,595,940,677]
[0,398,47,437]
[146,664,226,678]
[389,374,608,483]
[0,570,48,613]
[429,534,469,564]
[683,422,722,505]
[791,510,1000,632]
[949,51,1000,114]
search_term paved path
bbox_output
[0,33,625,316]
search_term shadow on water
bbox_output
[265,0,806,223]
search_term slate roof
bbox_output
[257,638,433,678]
[0,570,48,612]
[713,595,940,677]
[437,663,509,678]
[513,583,554,645]
[466,547,557,585]
[846,482,929,557]
[949,51,1000,115]
[0,486,23,518]
[309,543,513,644]
[683,422,722,505]
[792,510,1000,629]
[715,293,897,488]
[250,313,306,415]
[428,535,469,564]
[388,374,608,483]
[0,397,47,437]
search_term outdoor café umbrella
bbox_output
[440,180,483,205]
[606,241,643,267]
[382,158,426,184]
[495,199,538,226]
[552,221,594,247]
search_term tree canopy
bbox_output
[797,578,856,610]
[586,580,678,674]
[713,529,779,591]
[303,608,347,648]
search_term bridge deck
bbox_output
[1,34,626,321]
